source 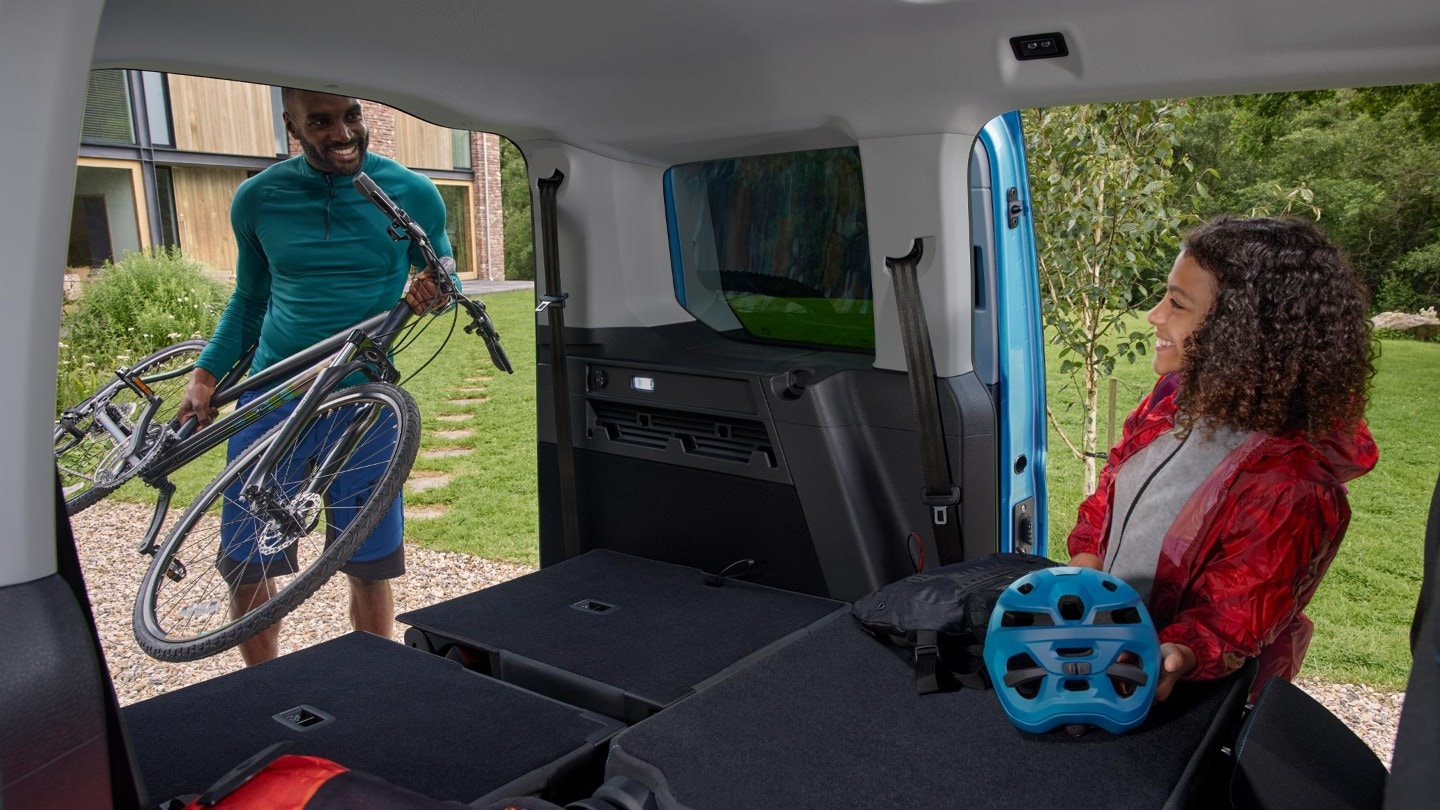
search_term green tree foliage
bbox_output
[1023,101,1204,493]
[500,138,536,281]
[1178,87,1440,311]
[1353,84,1440,143]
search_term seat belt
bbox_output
[886,238,964,566]
[536,170,581,561]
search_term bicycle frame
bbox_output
[123,302,413,553]
[143,307,402,480]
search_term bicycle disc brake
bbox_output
[254,491,324,555]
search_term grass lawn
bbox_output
[394,289,538,565]
[1043,329,1437,690]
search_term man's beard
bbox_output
[301,134,368,175]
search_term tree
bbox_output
[1023,101,1203,493]
[1177,89,1440,312]
[500,138,536,281]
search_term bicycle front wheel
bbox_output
[56,339,207,515]
[133,382,421,662]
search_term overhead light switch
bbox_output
[1010,33,1068,61]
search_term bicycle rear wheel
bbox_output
[132,382,420,662]
[55,339,206,515]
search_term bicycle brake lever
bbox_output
[459,297,514,374]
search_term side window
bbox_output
[664,147,874,351]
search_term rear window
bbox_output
[664,147,874,351]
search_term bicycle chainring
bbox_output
[84,403,167,490]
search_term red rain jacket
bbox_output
[1067,374,1378,687]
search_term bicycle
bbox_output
[53,172,513,662]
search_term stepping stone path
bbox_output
[404,377,494,516]
[421,447,470,459]
[406,471,450,493]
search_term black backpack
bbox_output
[852,552,1060,694]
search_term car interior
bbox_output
[3,0,1438,807]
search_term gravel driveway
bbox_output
[71,500,1404,766]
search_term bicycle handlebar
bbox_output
[353,172,513,374]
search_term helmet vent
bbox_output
[1094,606,1143,625]
[1000,610,1054,627]
[1056,646,1093,658]
[1005,653,1043,699]
[1062,679,1091,692]
[1017,582,1034,595]
[1101,579,1118,592]
[1057,594,1085,621]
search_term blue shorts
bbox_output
[216,389,405,585]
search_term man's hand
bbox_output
[405,269,447,315]
[176,368,220,430]
[1155,642,1197,701]
[1069,552,1104,570]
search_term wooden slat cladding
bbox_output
[394,111,454,170]
[170,76,276,157]
[173,166,248,273]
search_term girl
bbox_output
[1068,216,1378,699]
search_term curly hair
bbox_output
[1176,216,1375,439]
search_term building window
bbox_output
[140,72,174,147]
[271,86,289,155]
[68,161,148,269]
[435,182,475,277]
[452,130,472,170]
[154,166,180,248]
[82,70,136,144]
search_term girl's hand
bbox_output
[1155,642,1197,701]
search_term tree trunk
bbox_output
[1082,354,1100,495]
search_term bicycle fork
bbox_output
[241,400,383,549]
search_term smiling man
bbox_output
[175,88,453,665]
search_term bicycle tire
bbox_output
[132,382,420,662]
[56,339,207,515]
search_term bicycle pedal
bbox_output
[165,559,187,583]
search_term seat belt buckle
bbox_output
[921,485,961,525]
[536,292,569,313]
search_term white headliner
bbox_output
[94,0,1440,166]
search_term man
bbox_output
[177,88,452,665]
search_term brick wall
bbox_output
[470,132,506,280]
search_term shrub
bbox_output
[1375,241,1440,313]
[57,248,230,411]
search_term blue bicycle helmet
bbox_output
[983,566,1160,734]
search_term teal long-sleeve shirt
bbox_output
[196,152,453,381]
